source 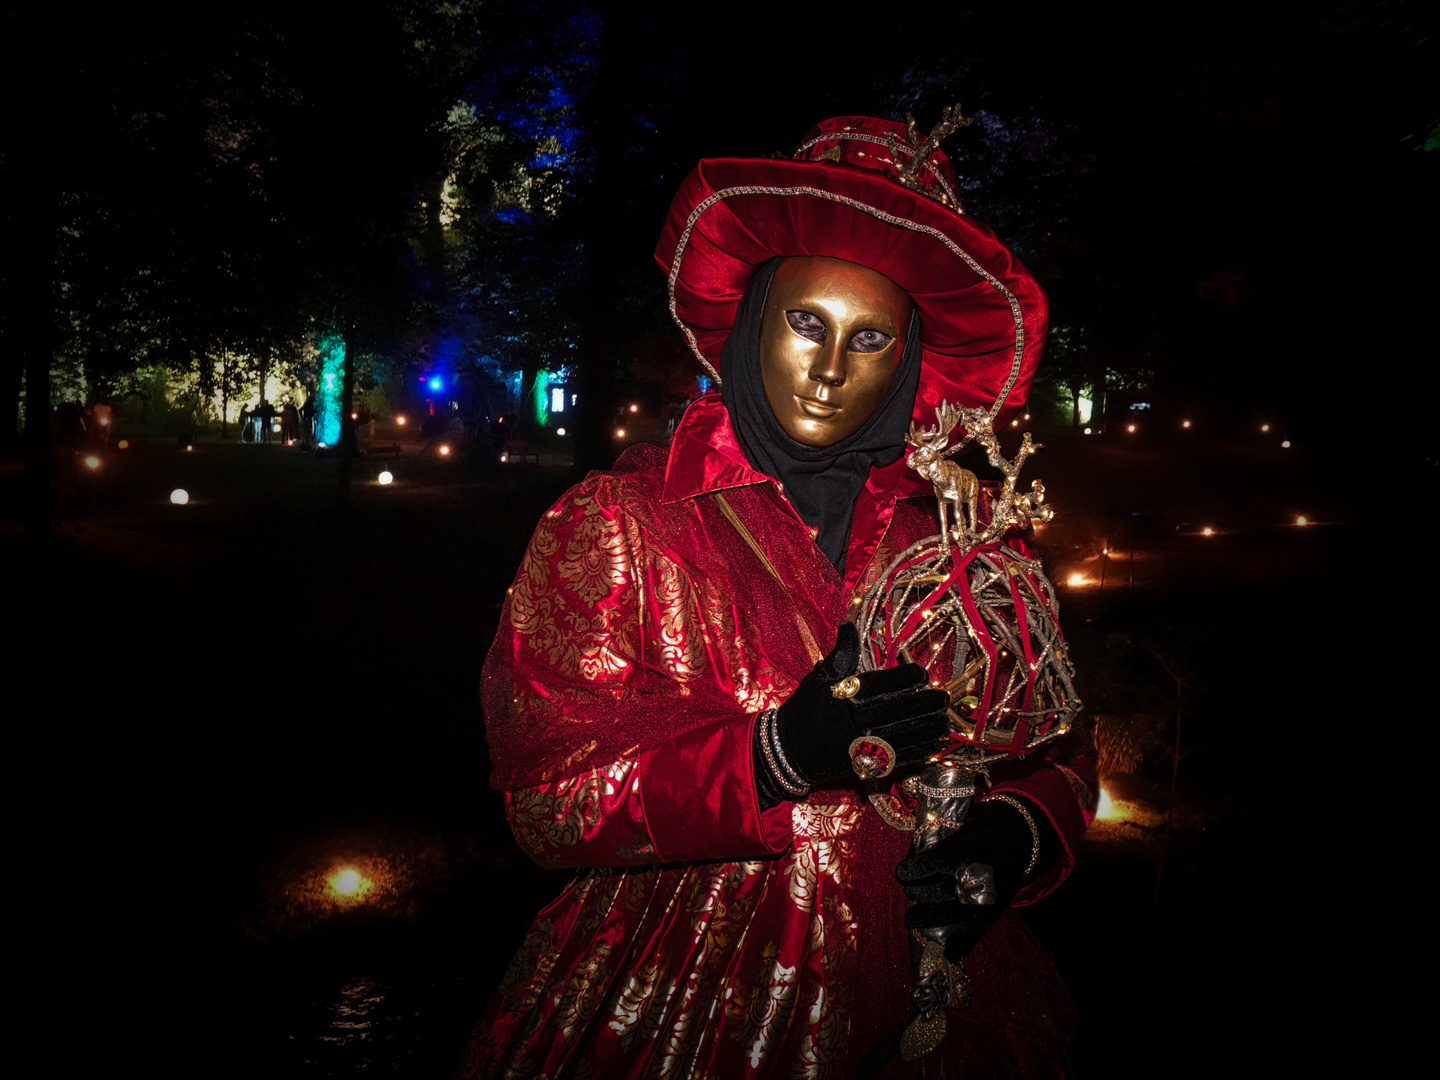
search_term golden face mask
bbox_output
[759,257,914,447]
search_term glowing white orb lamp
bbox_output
[330,867,365,897]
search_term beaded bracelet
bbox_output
[758,708,809,798]
[981,793,1040,877]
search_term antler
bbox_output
[906,403,963,451]
[934,402,961,437]
[888,105,974,191]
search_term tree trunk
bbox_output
[338,324,357,500]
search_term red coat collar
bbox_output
[661,395,935,595]
[662,395,764,503]
[663,394,933,505]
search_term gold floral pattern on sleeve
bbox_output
[649,548,708,683]
[506,758,639,867]
[507,486,640,685]
[557,490,633,605]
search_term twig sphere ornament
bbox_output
[853,404,1079,815]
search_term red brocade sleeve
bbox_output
[503,710,793,868]
[485,465,795,869]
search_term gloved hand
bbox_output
[897,796,1061,960]
[754,622,950,808]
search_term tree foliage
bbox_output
[39,2,607,427]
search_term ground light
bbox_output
[327,866,373,901]
[333,869,361,895]
[1202,527,1214,536]
[83,455,101,470]
[1281,440,1291,448]
[1296,515,1308,526]
[1260,423,1271,432]
[170,489,189,505]
[378,470,394,485]
[1182,420,1192,429]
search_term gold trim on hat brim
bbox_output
[664,184,1027,431]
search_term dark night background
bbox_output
[6,2,1433,1076]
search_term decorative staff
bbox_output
[849,403,1081,1060]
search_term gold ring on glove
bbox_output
[830,675,862,699]
[848,735,896,780]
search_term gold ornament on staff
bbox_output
[849,403,1081,1061]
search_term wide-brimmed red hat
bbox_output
[655,114,1048,435]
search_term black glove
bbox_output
[754,623,950,808]
[897,797,1062,961]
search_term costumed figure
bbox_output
[462,111,1097,1079]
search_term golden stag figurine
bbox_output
[905,403,980,553]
